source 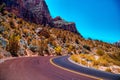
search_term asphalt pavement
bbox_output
[0,56,96,80]
[52,56,120,80]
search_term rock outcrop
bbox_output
[114,41,120,47]
[1,0,52,25]
[1,0,80,34]
[53,16,79,34]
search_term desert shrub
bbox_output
[55,46,62,55]
[71,54,80,63]
[23,29,30,37]
[29,39,40,52]
[29,45,38,52]
[32,39,49,56]
[81,60,87,65]
[98,58,108,66]
[9,21,15,29]
[0,54,3,59]
[67,45,74,53]
[42,40,49,55]
[63,37,66,43]
[96,49,104,56]
[93,60,99,66]
[112,51,120,61]
[105,68,111,72]
[106,57,120,66]
[83,45,91,51]
[6,34,20,57]
[1,22,10,30]
[86,55,95,61]
[50,41,57,47]
[3,31,8,38]
[75,39,79,44]
[38,30,50,38]
[0,26,4,33]
[79,54,86,58]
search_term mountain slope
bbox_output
[1,0,52,24]
[0,9,120,58]
[0,0,80,34]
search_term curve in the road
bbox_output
[50,57,100,80]
[52,56,120,80]
[0,56,96,80]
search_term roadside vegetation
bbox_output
[71,49,120,74]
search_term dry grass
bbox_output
[71,53,120,74]
[71,54,80,63]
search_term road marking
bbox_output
[50,57,103,80]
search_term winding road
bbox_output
[53,56,120,80]
[0,56,96,80]
[0,56,120,80]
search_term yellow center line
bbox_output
[50,56,103,80]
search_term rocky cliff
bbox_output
[114,41,120,47]
[1,0,80,34]
[1,0,52,25]
[53,16,79,34]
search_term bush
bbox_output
[9,21,15,29]
[38,30,50,38]
[99,59,108,66]
[0,26,4,33]
[68,45,74,52]
[96,49,104,56]
[29,45,38,52]
[93,61,99,66]
[0,54,3,59]
[83,45,91,51]
[71,54,80,63]
[113,51,120,61]
[81,60,87,65]
[55,46,62,55]
[75,39,79,44]
[105,68,111,72]
[7,34,20,57]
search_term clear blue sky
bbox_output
[46,0,120,43]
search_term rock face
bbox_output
[1,0,80,34]
[1,0,52,25]
[114,41,120,47]
[53,16,79,34]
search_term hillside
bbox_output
[0,9,83,57]
[0,8,120,58]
